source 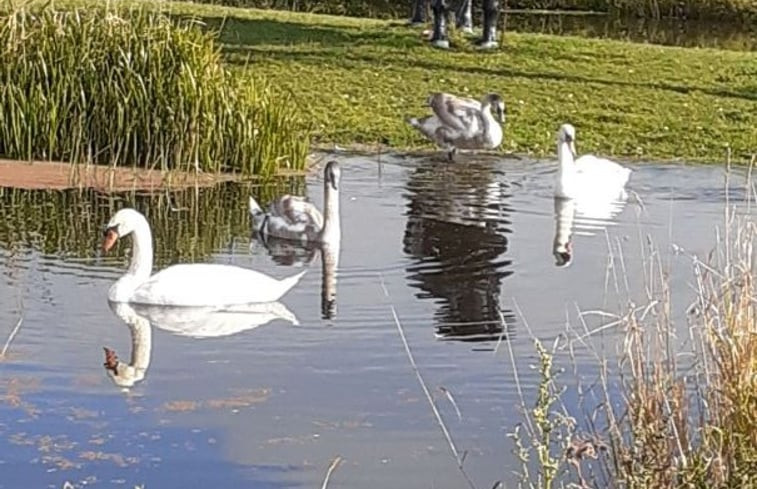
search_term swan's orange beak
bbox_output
[103,347,119,373]
[102,229,119,253]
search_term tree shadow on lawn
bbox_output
[197,15,419,50]
[230,46,757,103]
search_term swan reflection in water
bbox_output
[248,160,342,320]
[250,236,340,320]
[552,195,628,267]
[104,300,298,389]
[402,159,515,343]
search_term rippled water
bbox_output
[0,153,752,488]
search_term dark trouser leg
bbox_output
[410,0,426,25]
[455,0,473,33]
[430,0,450,49]
[477,0,499,49]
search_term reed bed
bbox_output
[509,173,756,487]
[0,6,310,176]
[0,178,305,264]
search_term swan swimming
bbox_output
[408,92,505,161]
[249,160,341,245]
[102,208,305,306]
[554,123,632,200]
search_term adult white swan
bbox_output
[102,208,305,306]
[408,92,506,161]
[249,160,341,245]
[554,123,632,200]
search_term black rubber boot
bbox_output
[455,0,473,34]
[410,0,426,25]
[430,0,450,49]
[477,0,499,49]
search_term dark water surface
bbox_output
[0,152,752,488]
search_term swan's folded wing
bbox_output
[269,195,324,229]
[428,93,483,133]
[575,155,632,184]
[130,264,295,306]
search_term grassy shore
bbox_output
[36,1,757,163]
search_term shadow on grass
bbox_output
[198,16,419,49]
[227,43,757,103]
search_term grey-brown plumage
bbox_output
[408,92,506,161]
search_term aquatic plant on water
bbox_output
[0,6,311,176]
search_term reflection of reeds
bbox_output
[0,178,305,264]
[0,6,310,176]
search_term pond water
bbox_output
[0,152,752,488]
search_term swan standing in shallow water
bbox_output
[407,92,505,161]
[554,123,632,200]
[103,208,305,306]
[249,160,341,245]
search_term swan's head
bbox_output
[557,124,577,157]
[484,93,506,123]
[324,160,341,192]
[553,240,573,268]
[103,346,144,389]
[102,208,146,253]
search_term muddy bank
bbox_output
[0,159,241,192]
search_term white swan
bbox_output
[104,300,298,389]
[554,123,632,200]
[103,208,306,306]
[408,92,505,161]
[249,161,341,245]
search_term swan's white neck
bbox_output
[554,141,578,199]
[108,303,152,388]
[320,183,341,244]
[320,242,340,319]
[126,316,152,382]
[557,141,575,173]
[109,217,154,302]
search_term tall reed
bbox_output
[510,172,756,487]
[0,6,310,176]
[603,204,756,487]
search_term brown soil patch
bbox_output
[0,159,240,192]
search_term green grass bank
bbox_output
[15,1,757,164]
[174,1,754,163]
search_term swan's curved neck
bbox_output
[108,303,152,388]
[127,317,152,378]
[557,141,575,173]
[126,220,154,282]
[554,198,575,249]
[320,183,341,244]
[320,242,340,319]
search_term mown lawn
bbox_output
[52,1,757,163]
